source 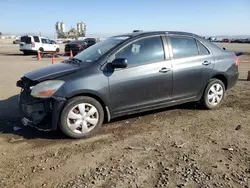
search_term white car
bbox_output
[19,35,60,55]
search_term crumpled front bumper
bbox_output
[18,89,66,131]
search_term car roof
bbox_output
[69,40,85,43]
[21,35,48,39]
[113,31,199,38]
[84,38,96,40]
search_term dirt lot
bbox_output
[0,40,250,188]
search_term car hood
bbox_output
[24,62,80,82]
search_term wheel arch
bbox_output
[211,73,228,90]
[198,73,228,101]
[66,92,111,122]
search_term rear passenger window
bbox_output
[33,36,40,43]
[197,40,210,55]
[41,39,47,44]
[169,37,198,58]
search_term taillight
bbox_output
[32,42,35,47]
[233,53,239,66]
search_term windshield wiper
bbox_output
[62,57,83,66]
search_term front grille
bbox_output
[19,88,52,121]
[19,77,40,103]
[18,77,54,129]
[19,77,45,118]
[20,87,42,104]
[20,88,31,102]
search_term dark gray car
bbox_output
[17,31,239,138]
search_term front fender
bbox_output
[54,75,111,110]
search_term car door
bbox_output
[47,39,56,51]
[167,36,214,100]
[33,36,40,46]
[41,38,49,51]
[107,35,173,115]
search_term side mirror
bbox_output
[111,58,128,69]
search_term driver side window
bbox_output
[111,36,164,66]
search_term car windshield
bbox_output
[74,37,130,63]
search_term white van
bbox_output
[19,35,60,55]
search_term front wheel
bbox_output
[201,79,225,109]
[59,96,104,139]
[39,47,44,52]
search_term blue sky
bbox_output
[0,0,250,37]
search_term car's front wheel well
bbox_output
[212,74,228,90]
[68,93,110,122]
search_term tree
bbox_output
[0,32,2,36]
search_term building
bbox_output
[0,35,20,39]
[55,21,86,39]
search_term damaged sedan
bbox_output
[17,31,239,138]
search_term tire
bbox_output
[56,48,60,53]
[23,51,29,55]
[39,47,44,52]
[38,48,44,57]
[59,96,104,139]
[201,78,225,109]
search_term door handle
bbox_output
[202,61,211,66]
[159,67,171,73]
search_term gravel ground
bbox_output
[0,40,249,188]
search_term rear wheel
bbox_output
[56,48,60,53]
[23,51,29,55]
[39,47,44,52]
[201,79,225,109]
[59,96,104,139]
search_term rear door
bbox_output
[167,35,214,100]
[32,36,40,50]
[20,36,32,50]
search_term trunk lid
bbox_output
[20,36,32,50]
